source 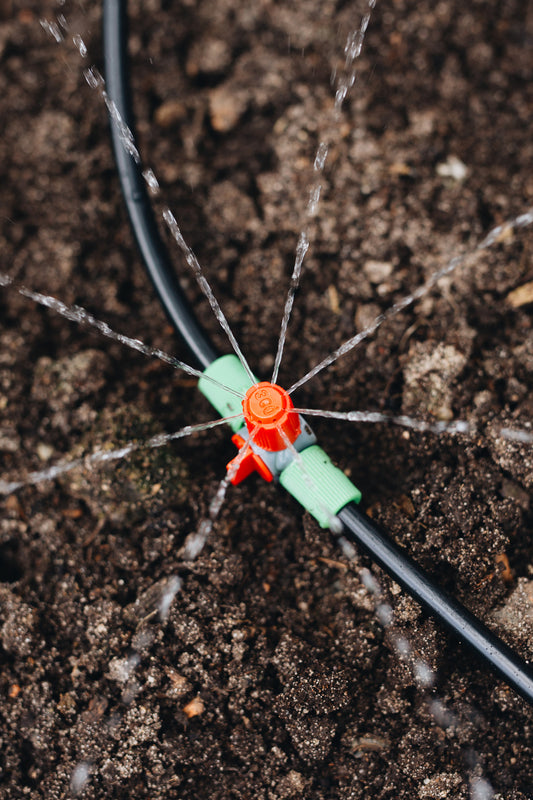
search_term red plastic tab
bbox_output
[227,433,273,485]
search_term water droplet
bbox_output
[40,19,64,43]
[314,142,329,171]
[428,698,455,729]
[308,185,321,216]
[108,653,140,684]
[84,66,104,90]
[394,635,411,657]
[338,536,357,560]
[158,576,181,620]
[470,778,495,800]
[329,515,343,535]
[360,568,380,596]
[377,603,393,627]
[73,34,87,58]
[143,168,160,195]
[70,762,92,795]
[414,659,435,688]
[335,85,348,108]
[183,529,208,560]
[295,232,309,266]
[501,427,533,444]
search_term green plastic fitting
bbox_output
[198,354,256,432]
[279,444,361,528]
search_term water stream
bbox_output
[271,0,377,384]
[78,56,256,384]
[0,415,241,496]
[352,562,495,800]
[181,425,260,560]
[288,207,533,395]
[293,407,533,444]
[0,272,243,400]
[2,3,531,798]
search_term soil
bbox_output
[1,1,533,798]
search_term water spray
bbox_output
[103,0,533,710]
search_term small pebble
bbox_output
[209,87,247,132]
[183,696,205,718]
[436,154,468,181]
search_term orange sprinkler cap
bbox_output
[242,382,301,452]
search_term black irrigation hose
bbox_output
[338,503,533,705]
[102,0,218,371]
[103,0,533,706]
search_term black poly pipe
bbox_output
[102,0,218,370]
[338,502,533,706]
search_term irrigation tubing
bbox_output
[338,503,533,705]
[103,0,533,706]
[102,0,218,370]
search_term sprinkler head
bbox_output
[242,382,301,451]
[226,382,304,486]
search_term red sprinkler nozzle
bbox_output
[242,382,301,451]
[227,382,302,486]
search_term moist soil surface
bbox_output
[1,1,533,798]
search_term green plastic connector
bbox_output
[279,444,361,528]
[198,354,257,432]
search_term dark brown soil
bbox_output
[1,1,533,798]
